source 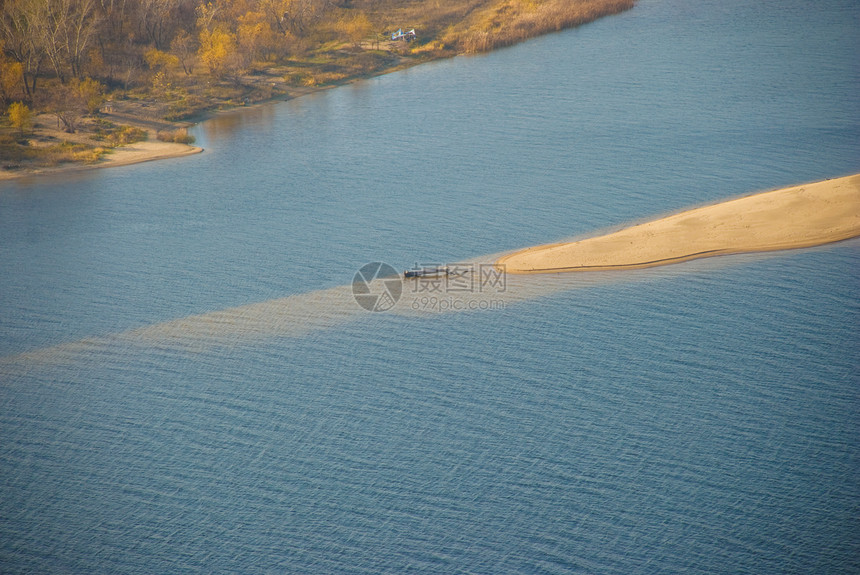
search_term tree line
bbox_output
[1,0,635,134]
[0,0,369,107]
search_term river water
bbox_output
[1,0,859,572]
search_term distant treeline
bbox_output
[0,0,634,113]
[0,0,358,104]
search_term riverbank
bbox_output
[0,129,202,182]
[497,174,860,273]
[0,0,634,182]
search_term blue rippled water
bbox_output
[2,0,859,572]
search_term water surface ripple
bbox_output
[1,0,858,573]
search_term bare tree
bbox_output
[279,0,339,37]
[136,0,177,49]
[96,0,134,48]
[8,0,100,84]
[0,0,45,96]
[170,29,195,75]
[62,0,101,78]
[260,0,291,34]
[38,79,86,132]
[36,0,67,82]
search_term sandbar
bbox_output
[497,174,860,273]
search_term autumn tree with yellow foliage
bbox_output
[198,28,238,77]
[0,0,633,129]
[7,101,32,135]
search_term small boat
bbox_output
[404,266,449,278]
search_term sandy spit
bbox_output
[0,137,202,181]
[497,174,860,274]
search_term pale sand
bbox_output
[497,174,860,274]
[0,136,202,181]
[96,138,202,168]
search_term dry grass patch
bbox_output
[443,0,635,52]
[157,128,196,144]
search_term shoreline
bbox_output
[1,0,635,183]
[0,60,442,182]
[0,132,202,181]
[496,174,860,274]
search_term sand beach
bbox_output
[91,137,203,171]
[0,130,202,181]
[497,174,860,273]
